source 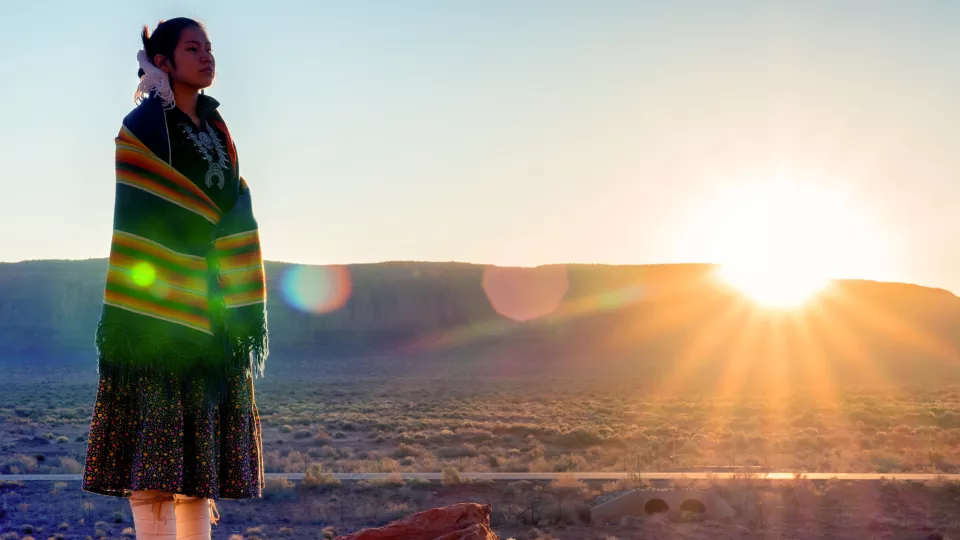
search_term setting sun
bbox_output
[685,175,873,308]
[717,261,830,307]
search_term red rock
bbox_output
[335,502,499,540]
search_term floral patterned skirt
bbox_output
[82,365,264,500]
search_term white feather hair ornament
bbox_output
[134,49,175,109]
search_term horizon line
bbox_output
[0,256,951,295]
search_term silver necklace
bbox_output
[181,122,230,190]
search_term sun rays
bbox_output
[274,161,947,456]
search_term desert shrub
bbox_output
[502,457,532,472]
[55,436,69,444]
[872,451,904,473]
[303,463,340,491]
[367,457,401,473]
[58,457,83,474]
[282,450,306,473]
[530,457,553,472]
[357,472,404,491]
[507,480,534,498]
[262,450,284,473]
[441,467,461,486]
[319,445,340,459]
[604,436,628,449]
[553,455,589,472]
[392,443,430,459]
[263,477,297,501]
[407,477,431,489]
[13,406,33,417]
[458,428,494,443]
[380,501,414,522]
[294,429,312,439]
[549,473,587,492]
[437,443,479,459]
[10,455,38,473]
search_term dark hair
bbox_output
[138,17,204,78]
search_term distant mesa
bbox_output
[1,259,958,389]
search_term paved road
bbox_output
[4,471,957,482]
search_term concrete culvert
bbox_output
[680,499,706,514]
[644,498,669,514]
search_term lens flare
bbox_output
[482,265,569,321]
[280,265,352,314]
[131,262,156,287]
[597,284,648,309]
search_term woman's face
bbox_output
[157,26,215,90]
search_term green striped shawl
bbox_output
[95,112,268,394]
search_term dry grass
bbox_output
[7,376,960,488]
[5,362,960,538]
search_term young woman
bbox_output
[81,18,269,540]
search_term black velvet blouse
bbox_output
[164,94,237,213]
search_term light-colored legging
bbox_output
[129,490,220,540]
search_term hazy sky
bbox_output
[2,1,959,292]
